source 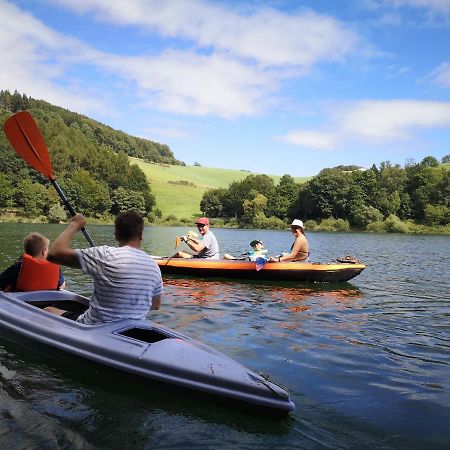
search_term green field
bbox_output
[130,157,309,218]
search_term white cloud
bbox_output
[277,130,337,149]
[1,0,364,119]
[99,50,277,118]
[338,100,450,140]
[0,1,277,118]
[49,0,360,68]
[427,62,450,88]
[280,100,450,149]
[386,0,450,14]
[0,1,108,114]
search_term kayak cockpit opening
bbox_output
[26,299,88,319]
[116,327,171,343]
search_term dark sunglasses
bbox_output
[196,224,206,228]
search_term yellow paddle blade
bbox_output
[175,236,182,248]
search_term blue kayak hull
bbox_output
[0,290,295,415]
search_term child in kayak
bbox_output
[0,232,65,292]
[224,240,269,261]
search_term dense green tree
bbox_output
[61,170,112,217]
[48,203,67,223]
[420,156,439,167]
[348,203,383,227]
[424,204,450,225]
[242,193,268,226]
[406,164,447,219]
[200,188,226,217]
[293,169,352,220]
[111,187,146,215]
[0,173,15,207]
[267,174,299,219]
[14,180,47,217]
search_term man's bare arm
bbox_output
[150,294,162,310]
[48,214,86,268]
[185,238,205,253]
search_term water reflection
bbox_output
[162,278,363,334]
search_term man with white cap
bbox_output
[268,219,309,263]
[174,217,220,259]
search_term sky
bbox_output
[1,0,450,176]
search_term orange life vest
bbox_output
[16,254,60,291]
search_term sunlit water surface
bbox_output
[0,224,449,449]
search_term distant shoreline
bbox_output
[1,213,449,235]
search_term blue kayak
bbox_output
[0,290,295,415]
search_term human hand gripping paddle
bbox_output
[175,230,198,248]
[3,111,95,247]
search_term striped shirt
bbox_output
[75,246,163,325]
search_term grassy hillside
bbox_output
[130,157,309,218]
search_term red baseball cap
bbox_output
[195,217,209,226]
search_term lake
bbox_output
[0,223,449,449]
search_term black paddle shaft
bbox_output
[51,179,96,247]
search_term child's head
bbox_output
[250,240,263,250]
[23,232,50,258]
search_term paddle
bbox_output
[3,111,95,247]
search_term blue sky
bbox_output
[2,0,450,176]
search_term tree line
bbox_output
[0,92,168,221]
[200,157,450,231]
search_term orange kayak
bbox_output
[155,258,365,283]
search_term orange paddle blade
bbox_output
[175,236,182,248]
[3,111,55,179]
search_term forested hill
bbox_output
[0,90,167,221]
[0,90,183,165]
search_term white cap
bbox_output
[291,219,305,230]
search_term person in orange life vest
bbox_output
[0,232,65,292]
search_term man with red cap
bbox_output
[174,217,220,259]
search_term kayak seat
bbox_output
[27,299,88,318]
[117,327,171,344]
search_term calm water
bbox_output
[0,223,449,449]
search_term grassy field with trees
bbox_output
[199,158,450,233]
[130,157,308,218]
